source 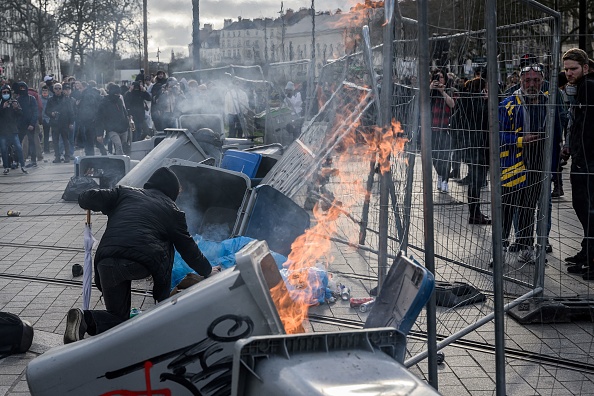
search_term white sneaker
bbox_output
[437,176,443,191]
[441,181,449,193]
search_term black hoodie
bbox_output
[97,94,129,133]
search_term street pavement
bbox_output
[1,150,594,395]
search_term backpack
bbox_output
[0,312,34,357]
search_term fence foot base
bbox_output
[434,281,486,308]
[508,297,594,324]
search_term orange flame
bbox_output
[270,110,407,334]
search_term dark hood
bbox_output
[143,167,180,201]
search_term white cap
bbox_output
[43,75,53,82]
[285,81,295,91]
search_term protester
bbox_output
[61,82,77,158]
[430,69,456,193]
[284,81,304,140]
[97,83,131,155]
[78,80,107,156]
[498,63,562,263]
[561,48,594,279]
[64,167,218,343]
[15,82,39,168]
[224,79,249,138]
[124,80,151,141]
[0,84,27,174]
[45,83,74,163]
[149,70,168,131]
[40,84,52,154]
[449,76,491,224]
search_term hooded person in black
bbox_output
[97,82,131,155]
[64,167,216,343]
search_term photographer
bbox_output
[430,69,456,193]
[124,81,151,141]
[0,84,27,174]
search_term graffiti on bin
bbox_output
[99,314,255,395]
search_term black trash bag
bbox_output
[62,176,100,201]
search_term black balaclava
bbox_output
[143,167,180,201]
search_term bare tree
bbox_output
[0,0,62,80]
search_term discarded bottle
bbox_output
[359,299,376,313]
[340,284,350,301]
[7,210,20,217]
[130,308,142,318]
[350,297,375,308]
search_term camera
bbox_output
[132,81,141,90]
[432,74,441,82]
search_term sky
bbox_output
[146,0,361,61]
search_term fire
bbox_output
[270,103,406,333]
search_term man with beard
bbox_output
[498,64,562,264]
[44,83,74,163]
[561,48,594,278]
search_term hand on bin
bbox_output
[207,265,222,277]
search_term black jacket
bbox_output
[77,87,102,124]
[45,94,75,129]
[0,99,21,137]
[450,91,490,165]
[569,73,594,167]
[78,184,211,300]
[124,89,151,119]
[97,94,129,133]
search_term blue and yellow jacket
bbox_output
[499,93,527,189]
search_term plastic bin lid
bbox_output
[242,185,310,257]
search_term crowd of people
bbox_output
[0,69,233,173]
[428,48,594,280]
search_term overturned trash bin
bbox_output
[118,128,223,188]
[27,240,286,396]
[74,155,133,188]
[169,164,310,253]
[231,328,440,396]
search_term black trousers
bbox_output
[570,162,594,260]
[228,114,243,138]
[431,131,451,181]
[85,258,151,335]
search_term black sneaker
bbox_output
[567,264,587,274]
[21,167,28,174]
[52,158,61,163]
[566,251,587,264]
[545,242,553,253]
[63,158,71,163]
[64,308,87,344]
[25,163,34,168]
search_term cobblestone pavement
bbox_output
[0,152,593,395]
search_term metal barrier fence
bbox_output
[260,0,594,394]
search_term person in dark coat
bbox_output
[0,84,27,174]
[44,82,74,163]
[97,82,131,155]
[15,82,39,167]
[78,80,107,156]
[449,77,491,224]
[124,81,151,141]
[64,167,217,343]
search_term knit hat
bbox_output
[143,167,180,201]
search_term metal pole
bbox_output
[143,0,148,75]
[417,0,438,389]
[378,6,394,295]
[485,0,506,394]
